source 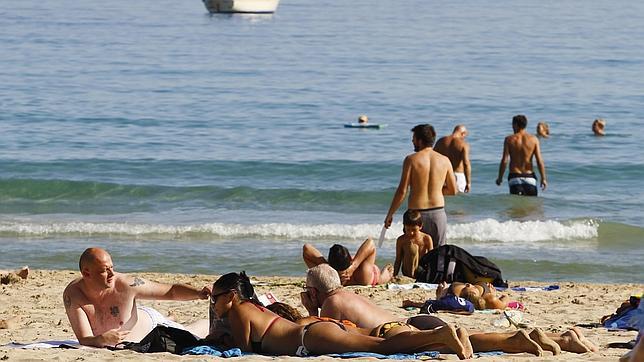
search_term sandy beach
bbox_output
[0,269,640,361]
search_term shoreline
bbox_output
[1,269,640,361]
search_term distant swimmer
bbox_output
[496,115,547,196]
[434,124,471,193]
[536,122,550,138]
[592,119,606,136]
[358,115,369,124]
[385,124,457,247]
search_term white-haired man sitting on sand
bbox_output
[63,247,211,347]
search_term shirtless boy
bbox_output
[393,210,433,278]
[63,247,211,347]
[496,115,547,196]
[302,238,393,286]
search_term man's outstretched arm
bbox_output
[385,157,412,228]
[129,276,210,301]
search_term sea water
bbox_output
[1,0,643,283]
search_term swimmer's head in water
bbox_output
[592,119,605,135]
[536,122,550,137]
[328,244,352,271]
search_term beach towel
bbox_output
[387,282,438,290]
[326,351,440,359]
[496,285,559,292]
[182,346,244,357]
[420,295,474,314]
[4,340,82,349]
[601,295,641,330]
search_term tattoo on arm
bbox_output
[129,277,145,287]
[64,294,72,309]
[110,306,120,317]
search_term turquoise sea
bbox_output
[1,0,643,283]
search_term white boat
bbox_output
[203,0,280,13]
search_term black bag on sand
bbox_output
[415,245,508,288]
[116,325,200,354]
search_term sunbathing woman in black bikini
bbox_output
[209,272,471,358]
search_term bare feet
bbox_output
[435,325,470,360]
[529,328,561,355]
[456,327,474,359]
[559,329,591,353]
[571,327,599,352]
[507,329,543,356]
[379,264,394,284]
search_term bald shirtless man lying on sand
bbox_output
[63,247,211,347]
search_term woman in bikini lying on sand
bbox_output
[208,272,472,359]
[267,301,598,356]
[421,281,510,310]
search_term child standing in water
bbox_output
[393,210,434,278]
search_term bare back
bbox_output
[321,290,397,329]
[505,132,539,174]
[434,136,467,173]
[406,149,454,209]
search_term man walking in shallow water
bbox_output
[63,247,211,347]
[495,115,547,196]
[385,124,457,247]
[434,124,472,193]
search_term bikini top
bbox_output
[246,302,281,354]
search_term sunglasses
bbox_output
[210,290,231,304]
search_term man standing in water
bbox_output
[385,124,457,247]
[63,247,211,347]
[496,115,547,196]
[434,124,472,193]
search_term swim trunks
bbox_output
[454,172,466,193]
[373,321,413,338]
[413,207,447,247]
[296,320,347,356]
[138,306,186,333]
[508,172,538,196]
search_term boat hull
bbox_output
[203,0,280,13]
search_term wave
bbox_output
[0,218,601,242]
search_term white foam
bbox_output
[0,218,599,242]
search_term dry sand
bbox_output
[1,269,641,361]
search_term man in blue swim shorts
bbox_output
[496,115,547,196]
